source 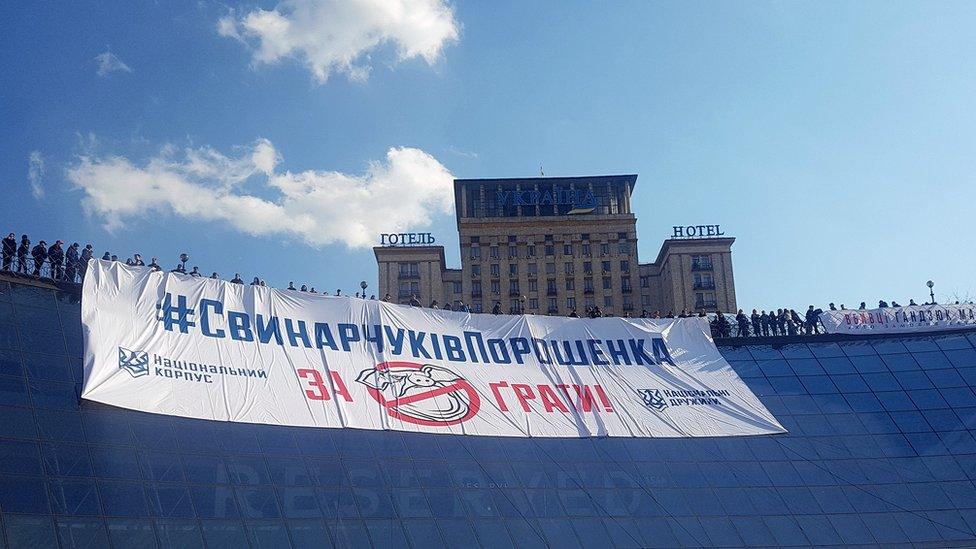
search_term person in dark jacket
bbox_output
[759,310,771,337]
[79,244,93,280]
[64,243,79,282]
[48,240,65,280]
[2,233,16,270]
[735,309,750,337]
[31,240,47,276]
[231,273,244,284]
[250,277,261,285]
[751,309,761,336]
[17,235,30,273]
[491,301,501,315]
[805,305,819,335]
[788,309,802,336]
[409,294,421,307]
[101,252,111,261]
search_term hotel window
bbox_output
[691,254,713,270]
[509,264,518,277]
[617,232,627,240]
[490,246,500,259]
[600,243,610,255]
[585,297,595,308]
[528,263,538,276]
[623,296,633,309]
[565,279,575,291]
[564,263,574,275]
[546,263,556,274]
[618,242,630,254]
[398,281,419,296]
[621,277,632,292]
[620,260,630,272]
[601,261,611,273]
[581,233,590,241]
[583,261,592,274]
[398,262,419,277]
[529,298,539,309]
[584,278,594,292]
[693,272,714,289]
[641,295,652,306]
[472,281,482,295]
[470,246,481,260]
[563,244,573,256]
[453,281,462,293]
[567,297,576,310]
[491,280,500,294]
[582,243,591,256]
[508,247,518,259]
[545,245,554,256]
[508,235,517,243]
[547,279,557,294]
[473,301,483,313]
[640,275,649,288]
[490,264,500,277]
[472,264,481,277]
[528,280,538,292]
[602,277,612,290]
[527,245,536,258]
[696,292,717,308]
[604,296,613,307]
[510,280,520,294]
[548,298,557,312]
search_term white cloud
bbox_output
[67,139,455,248]
[28,151,45,199]
[95,51,132,77]
[218,0,459,83]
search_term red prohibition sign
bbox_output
[363,361,481,427]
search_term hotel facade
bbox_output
[375,175,737,315]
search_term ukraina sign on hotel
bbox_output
[81,260,784,438]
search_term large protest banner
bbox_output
[820,304,976,335]
[81,260,784,438]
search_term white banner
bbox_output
[820,303,976,335]
[81,260,784,438]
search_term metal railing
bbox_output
[1,257,85,284]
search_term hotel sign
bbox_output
[496,189,598,214]
[379,233,436,246]
[671,225,725,238]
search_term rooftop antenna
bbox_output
[540,165,545,176]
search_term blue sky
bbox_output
[2,1,974,307]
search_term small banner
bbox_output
[819,303,976,335]
[81,260,784,438]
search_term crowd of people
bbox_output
[2,232,946,340]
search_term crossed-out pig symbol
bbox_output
[356,363,477,425]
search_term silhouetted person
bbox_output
[409,294,421,307]
[251,277,261,285]
[569,309,579,318]
[31,240,47,276]
[859,302,867,310]
[171,264,186,274]
[65,243,79,282]
[189,266,201,277]
[288,282,296,290]
[48,240,64,279]
[16,235,30,273]
[760,311,771,336]
[805,305,818,335]
[148,257,161,271]
[300,284,309,292]
[736,309,750,337]
[491,301,501,315]
[458,301,469,312]
[829,303,837,311]
[101,252,111,261]
[231,273,244,284]
[131,254,145,267]
[383,293,392,302]
[79,244,93,279]
[909,299,917,306]
[878,300,888,308]
[751,309,761,336]
[1,233,15,270]
[788,309,802,336]
[211,272,220,279]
